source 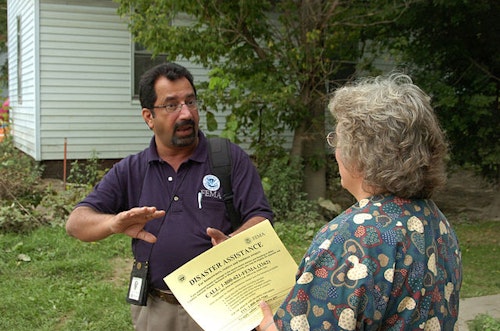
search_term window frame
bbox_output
[132,43,169,99]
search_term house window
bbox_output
[133,43,168,98]
[16,16,22,104]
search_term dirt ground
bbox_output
[329,168,500,223]
[432,169,499,222]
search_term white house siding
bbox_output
[38,1,149,160]
[7,0,281,162]
[7,0,39,159]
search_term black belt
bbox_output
[150,288,180,305]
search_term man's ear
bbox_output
[142,108,154,130]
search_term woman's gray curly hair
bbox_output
[328,73,448,199]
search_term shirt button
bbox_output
[168,176,173,182]
[173,196,179,201]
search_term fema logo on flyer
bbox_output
[203,175,220,191]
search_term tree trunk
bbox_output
[290,124,305,158]
[290,100,327,200]
[303,133,327,200]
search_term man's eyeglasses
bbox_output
[152,99,201,113]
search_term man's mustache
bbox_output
[174,119,196,131]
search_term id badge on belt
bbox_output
[126,260,149,306]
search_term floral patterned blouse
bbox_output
[274,195,462,331]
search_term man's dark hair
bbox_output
[139,62,197,110]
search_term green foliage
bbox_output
[378,0,500,181]
[0,205,43,233]
[67,150,108,187]
[116,0,500,186]
[259,153,322,224]
[0,138,96,233]
[0,135,44,202]
[219,113,240,143]
[37,185,92,226]
[468,314,500,331]
[0,136,46,232]
[274,219,324,262]
[116,0,412,198]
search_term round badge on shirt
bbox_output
[203,175,220,191]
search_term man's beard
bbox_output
[172,119,197,147]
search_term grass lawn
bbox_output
[453,220,500,298]
[0,226,134,331]
[0,219,498,330]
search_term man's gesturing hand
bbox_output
[110,206,165,243]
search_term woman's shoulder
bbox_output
[311,195,436,252]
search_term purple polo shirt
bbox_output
[77,132,273,289]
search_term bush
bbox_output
[36,184,92,226]
[260,155,323,224]
[67,150,108,187]
[0,136,46,232]
[0,135,43,202]
[0,137,97,233]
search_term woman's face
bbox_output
[335,142,367,201]
[335,148,353,192]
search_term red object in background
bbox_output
[1,98,9,141]
[0,98,9,114]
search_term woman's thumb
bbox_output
[257,300,276,331]
[259,300,272,314]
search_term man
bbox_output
[66,62,273,331]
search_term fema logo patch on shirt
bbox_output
[203,174,220,191]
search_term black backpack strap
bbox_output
[207,137,242,231]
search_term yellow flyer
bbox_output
[164,219,298,331]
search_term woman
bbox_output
[258,73,462,331]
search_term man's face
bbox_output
[144,76,200,150]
